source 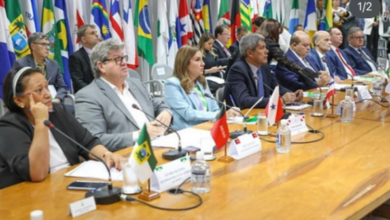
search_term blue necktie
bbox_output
[257,68,264,97]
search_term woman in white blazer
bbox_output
[164,46,240,131]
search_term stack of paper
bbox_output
[64,161,123,181]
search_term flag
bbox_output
[134,0,154,66]
[263,0,273,19]
[91,0,111,40]
[320,0,333,30]
[275,0,285,24]
[54,0,73,91]
[20,0,40,37]
[202,0,212,33]
[179,0,193,45]
[190,0,204,45]
[211,106,230,150]
[230,0,240,47]
[288,0,299,34]
[42,0,63,72]
[110,0,123,41]
[71,0,85,50]
[324,79,335,107]
[264,86,284,126]
[240,0,252,32]
[0,0,15,99]
[168,0,180,67]
[304,0,317,45]
[5,0,29,59]
[217,0,230,27]
[129,124,158,183]
[250,0,259,32]
[157,0,169,64]
[123,0,139,69]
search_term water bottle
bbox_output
[276,119,291,153]
[341,96,353,122]
[191,151,210,193]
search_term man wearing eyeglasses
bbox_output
[69,25,100,93]
[12,32,68,103]
[344,27,378,75]
[213,25,232,60]
[75,39,172,151]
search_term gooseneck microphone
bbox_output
[204,93,253,139]
[131,104,187,160]
[43,120,121,204]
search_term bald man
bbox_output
[308,31,337,79]
[275,31,330,91]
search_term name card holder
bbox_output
[228,133,261,160]
[69,196,96,217]
[286,114,308,136]
[357,87,372,102]
[151,156,191,193]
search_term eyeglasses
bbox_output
[222,33,231,37]
[104,55,128,65]
[352,36,364,40]
[33,42,51,48]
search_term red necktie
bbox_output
[335,48,356,76]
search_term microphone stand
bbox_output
[204,93,252,139]
[43,120,121,205]
[131,104,187,161]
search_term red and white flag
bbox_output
[71,0,85,50]
[324,79,335,108]
[264,86,284,126]
[123,0,139,70]
[179,0,193,45]
[211,106,230,150]
[110,0,123,41]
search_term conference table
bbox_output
[1,83,390,220]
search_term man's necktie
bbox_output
[335,48,356,76]
[321,56,330,73]
[223,46,231,57]
[257,68,264,97]
[302,58,315,71]
[358,48,378,69]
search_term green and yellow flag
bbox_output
[320,0,333,30]
[5,0,30,58]
[134,0,154,66]
[129,124,157,183]
[240,0,252,32]
[41,0,63,71]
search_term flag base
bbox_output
[311,113,324,117]
[138,190,160,201]
[217,155,234,163]
[229,130,252,139]
[326,113,339,118]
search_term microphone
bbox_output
[131,104,187,160]
[204,93,248,119]
[43,120,121,204]
[331,63,358,92]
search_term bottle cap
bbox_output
[281,119,287,126]
[344,96,351,100]
[196,151,204,160]
[30,210,43,220]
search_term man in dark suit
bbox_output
[343,27,377,75]
[228,26,248,54]
[308,31,337,79]
[225,33,302,109]
[213,25,232,59]
[327,27,356,80]
[275,31,331,91]
[12,32,68,102]
[69,25,100,93]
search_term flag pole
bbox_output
[138,179,160,201]
[218,103,234,163]
[326,94,338,118]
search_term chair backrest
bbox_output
[151,63,173,81]
[128,69,141,80]
[215,86,225,108]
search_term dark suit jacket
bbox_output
[212,41,230,59]
[275,49,318,91]
[343,46,376,75]
[203,50,229,77]
[12,55,68,100]
[308,49,336,78]
[326,49,352,80]
[69,47,94,93]
[228,40,239,54]
[0,103,101,189]
[225,59,290,109]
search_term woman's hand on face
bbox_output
[28,93,49,124]
[103,152,123,170]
